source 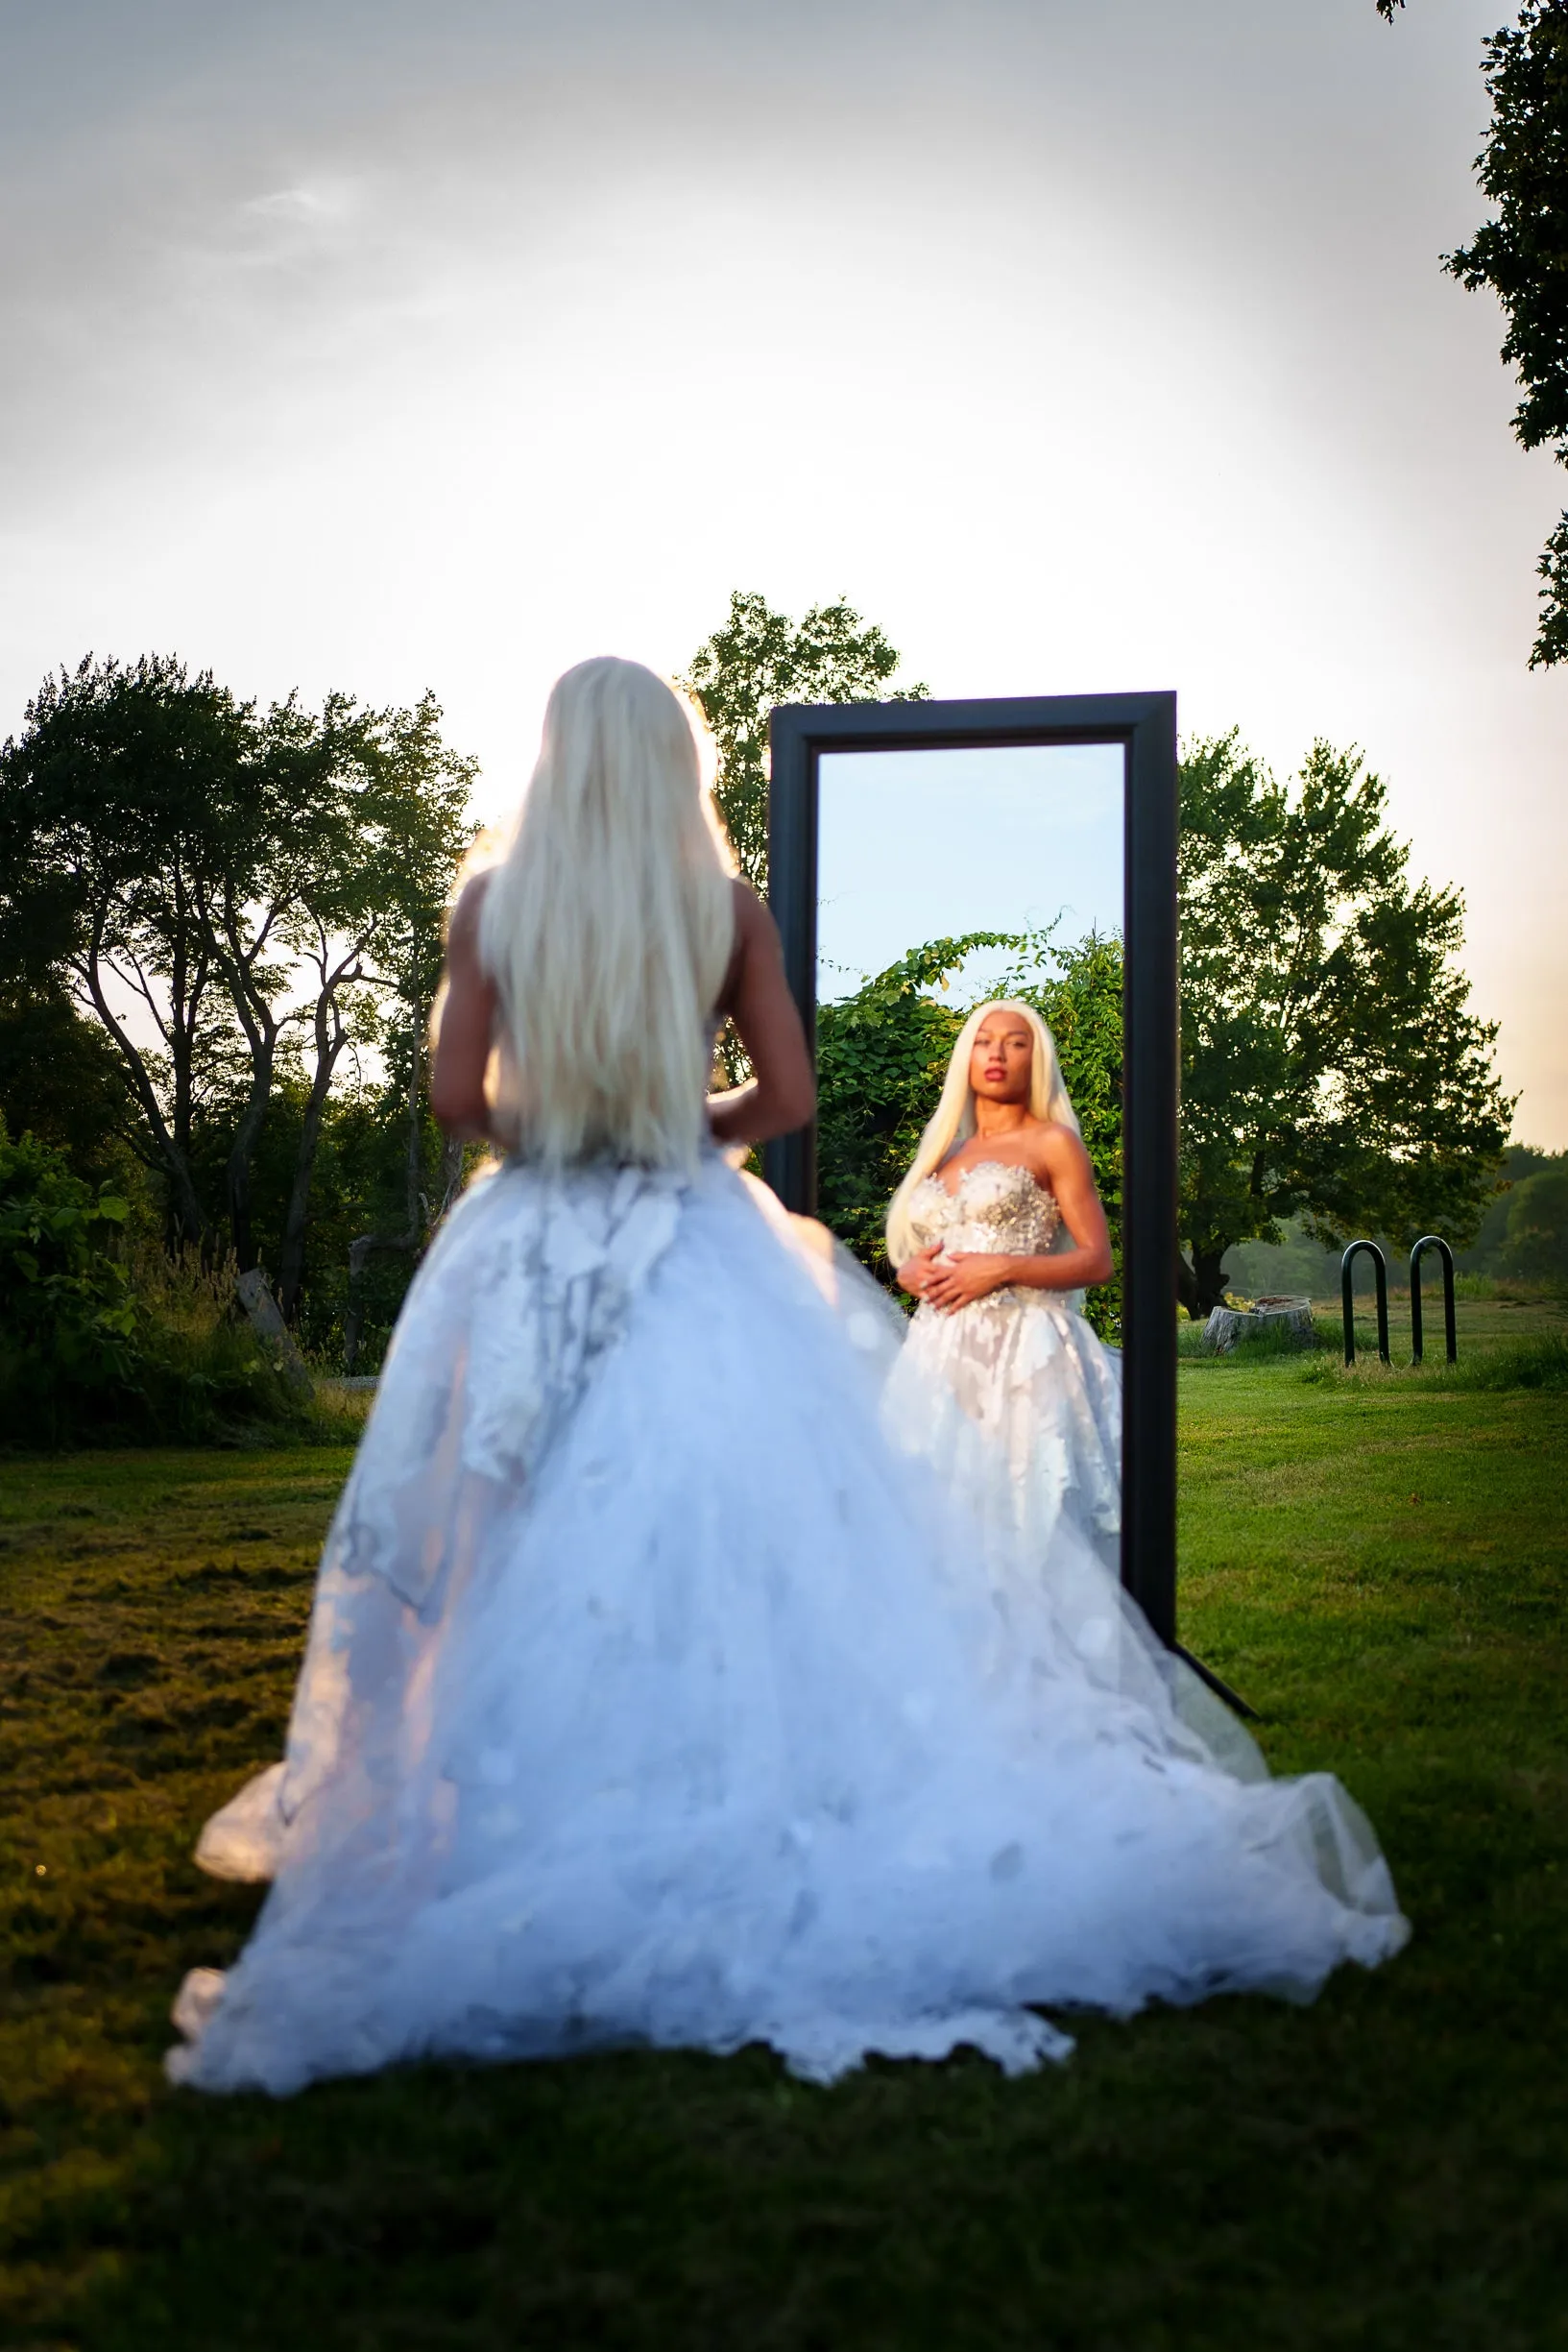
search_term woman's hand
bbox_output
[922,1250,1011,1313]
[896,1243,944,1300]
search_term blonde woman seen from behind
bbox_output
[169,660,1405,2100]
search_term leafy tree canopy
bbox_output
[0,655,474,1278]
[0,977,131,1185]
[681,591,927,890]
[1384,0,1568,660]
[1178,732,1513,1316]
[1443,1,1568,665]
[0,654,260,1243]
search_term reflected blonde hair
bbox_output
[477,657,736,1171]
[885,1000,1080,1265]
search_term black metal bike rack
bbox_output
[1340,1241,1390,1367]
[1340,1236,1459,1368]
[1410,1235,1458,1366]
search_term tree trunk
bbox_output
[81,937,206,1249]
[341,1007,429,1373]
[225,1031,277,1273]
[216,888,288,1273]
[277,991,350,1322]
[234,1267,313,1393]
[1191,1245,1231,1318]
[1176,1249,1200,1320]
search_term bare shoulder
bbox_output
[452,868,491,927]
[729,879,785,973]
[731,878,776,940]
[1027,1119,1094,1182]
[446,869,493,964]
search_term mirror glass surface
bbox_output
[812,742,1125,1340]
[817,745,1123,1004]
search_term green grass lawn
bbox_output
[3,1307,1567,2350]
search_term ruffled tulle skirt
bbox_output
[169,1156,1406,2096]
[882,1279,1129,1673]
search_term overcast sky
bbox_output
[4,0,1562,1140]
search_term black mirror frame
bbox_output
[762,691,1179,1652]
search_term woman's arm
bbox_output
[428,875,503,1144]
[706,884,817,1147]
[922,1127,1115,1312]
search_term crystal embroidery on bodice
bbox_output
[906,1160,1061,1265]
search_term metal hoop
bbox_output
[1340,1241,1389,1366]
[1410,1234,1457,1365]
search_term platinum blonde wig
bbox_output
[477,656,736,1172]
[885,999,1080,1267]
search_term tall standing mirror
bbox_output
[763,693,1181,1656]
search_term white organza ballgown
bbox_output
[169,1151,1406,2097]
[881,1160,1126,1665]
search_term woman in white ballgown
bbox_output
[882,1001,1125,1661]
[168,657,1406,2098]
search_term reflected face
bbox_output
[970,1015,1033,1107]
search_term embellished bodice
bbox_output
[906,1160,1061,1262]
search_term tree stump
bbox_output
[235,1268,314,1393]
[1202,1296,1315,1353]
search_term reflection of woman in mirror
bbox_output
[883,1002,1123,1609]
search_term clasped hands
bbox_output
[897,1243,1010,1313]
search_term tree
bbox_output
[681,592,928,891]
[0,819,133,1186]
[1177,732,1514,1316]
[1443,2,1568,665]
[1454,1141,1562,1272]
[1502,1160,1568,1281]
[334,825,472,1366]
[241,691,475,1319]
[204,689,341,1272]
[0,656,257,1246]
[0,657,475,1290]
[1383,0,1568,661]
[0,979,133,1185]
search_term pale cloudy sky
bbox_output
[3,0,1563,1139]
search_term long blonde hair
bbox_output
[477,656,736,1171]
[885,999,1081,1265]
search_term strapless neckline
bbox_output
[922,1159,1047,1204]
[905,1161,1062,1270]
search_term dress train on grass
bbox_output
[170,1155,1406,2096]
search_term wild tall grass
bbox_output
[2,1242,366,1450]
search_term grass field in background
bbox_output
[3,1297,1566,2350]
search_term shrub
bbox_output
[0,1118,139,1423]
[0,1121,357,1449]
